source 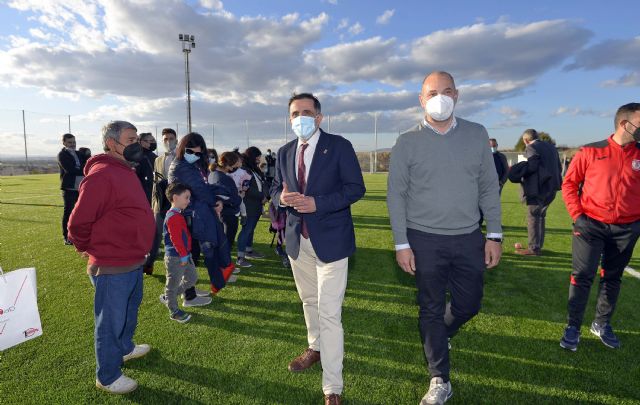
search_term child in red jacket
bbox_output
[160,183,211,323]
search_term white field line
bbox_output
[0,193,59,202]
[624,266,640,280]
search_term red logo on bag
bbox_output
[23,328,39,338]
[0,306,16,316]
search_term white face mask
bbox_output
[291,116,317,141]
[490,147,497,153]
[425,94,455,122]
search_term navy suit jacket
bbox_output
[270,130,365,263]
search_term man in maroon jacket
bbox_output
[560,103,640,351]
[68,120,155,394]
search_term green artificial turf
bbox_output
[0,173,639,404]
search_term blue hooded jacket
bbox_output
[168,159,231,245]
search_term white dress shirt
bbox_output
[295,130,321,184]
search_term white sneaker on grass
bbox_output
[227,275,238,283]
[96,374,138,394]
[183,295,212,307]
[181,288,210,299]
[421,377,452,405]
[233,267,241,274]
[123,344,151,362]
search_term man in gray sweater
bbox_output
[387,71,502,405]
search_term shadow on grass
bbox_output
[126,350,319,404]
[0,201,63,208]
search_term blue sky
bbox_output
[0,0,638,157]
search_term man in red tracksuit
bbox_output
[68,121,155,394]
[560,103,640,351]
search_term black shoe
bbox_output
[64,238,73,246]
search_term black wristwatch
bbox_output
[487,237,503,244]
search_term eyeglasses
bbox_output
[185,148,203,157]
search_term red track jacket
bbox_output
[562,135,640,224]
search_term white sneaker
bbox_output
[420,377,452,405]
[227,275,238,283]
[95,374,138,394]
[123,344,151,362]
[232,267,241,274]
[183,295,212,307]
[194,288,210,297]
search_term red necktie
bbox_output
[297,143,309,238]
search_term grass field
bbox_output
[1,173,639,404]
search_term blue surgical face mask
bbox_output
[490,147,497,153]
[184,153,200,164]
[292,116,317,141]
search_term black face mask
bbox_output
[148,142,157,152]
[228,167,238,174]
[626,122,640,142]
[116,141,145,163]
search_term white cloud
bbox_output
[200,0,223,10]
[376,9,395,25]
[348,22,364,36]
[552,106,610,118]
[337,18,349,30]
[565,37,640,87]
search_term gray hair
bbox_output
[522,128,538,142]
[102,120,137,151]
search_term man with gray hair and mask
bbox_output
[68,120,156,394]
[387,71,502,405]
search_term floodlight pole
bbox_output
[179,33,196,133]
[374,112,378,173]
[22,109,29,172]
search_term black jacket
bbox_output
[509,141,562,205]
[57,148,84,190]
[136,149,157,203]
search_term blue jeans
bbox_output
[90,268,143,385]
[237,214,261,257]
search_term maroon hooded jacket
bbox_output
[68,154,155,269]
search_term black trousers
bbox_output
[408,228,485,381]
[144,211,166,268]
[221,214,239,249]
[62,189,79,239]
[567,215,640,328]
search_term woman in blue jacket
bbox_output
[168,133,232,294]
[208,151,243,249]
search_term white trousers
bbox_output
[290,236,349,395]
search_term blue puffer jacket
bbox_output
[168,159,230,244]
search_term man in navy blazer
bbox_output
[271,93,365,405]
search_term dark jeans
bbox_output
[144,211,166,268]
[526,194,555,252]
[408,228,485,382]
[237,214,261,257]
[567,215,640,328]
[201,241,225,292]
[62,189,79,239]
[221,214,239,250]
[90,268,143,386]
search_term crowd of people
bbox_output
[55,75,640,405]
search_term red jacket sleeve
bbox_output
[67,172,111,252]
[562,149,587,221]
[166,214,190,258]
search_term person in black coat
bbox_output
[57,133,85,245]
[514,129,562,256]
[135,132,157,204]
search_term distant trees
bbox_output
[514,131,556,151]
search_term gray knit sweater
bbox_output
[387,118,501,245]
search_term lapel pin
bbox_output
[323,149,328,154]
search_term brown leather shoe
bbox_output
[325,394,341,405]
[514,248,540,256]
[287,348,320,372]
[143,265,154,275]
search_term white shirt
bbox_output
[395,117,501,251]
[295,130,321,184]
[423,117,457,135]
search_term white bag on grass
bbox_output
[0,267,43,351]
